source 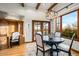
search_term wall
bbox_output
[24,9,49,42]
[5,15,20,20]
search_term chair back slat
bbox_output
[35,33,43,47]
[69,33,75,51]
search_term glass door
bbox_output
[32,20,50,42]
[43,22,49,36]
[34,22,41,41]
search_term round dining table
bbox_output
[43,38,64,56]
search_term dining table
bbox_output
[43,37,65,56]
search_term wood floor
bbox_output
[0,43,26,56]
[0,43,79,56]
[71,50,79,56]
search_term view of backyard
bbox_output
[62,11,77,40]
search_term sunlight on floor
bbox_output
[0,44,26,56]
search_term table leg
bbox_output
[55,44,59,56]
[50,45,53,56]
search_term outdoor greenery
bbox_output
[61,28,77,39]
[61,24,77,40]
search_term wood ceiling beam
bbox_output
[48,3,57,11]
[36,3,41,10]
[21,3,24,7]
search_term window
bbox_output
[62,11,77,40]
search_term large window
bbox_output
[62,11,77,40]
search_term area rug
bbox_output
[26,42,73,56]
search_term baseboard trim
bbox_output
[25,41,35,43]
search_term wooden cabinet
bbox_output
[0,35,8,49]
[0,19,24,49]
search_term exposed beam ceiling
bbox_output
[56,3,73,12]
[21,3,24,7]
[36,3,41,10]
[48,3,57,11]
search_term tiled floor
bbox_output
[0,42,79,56]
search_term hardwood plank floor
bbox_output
[0,43,79,56]
[71,50,79,56]
[0,44,26,56]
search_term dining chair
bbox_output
[58,33,75,56]
[35,33,51,56]
[53,32,61,41]
[48,32,55,39]
[54,32,61,37]
[52,32,61,55]
[10,32,20,48]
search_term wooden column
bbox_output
[60,16,62,33]
[77,9,79,41]
[48,22,51,34]
[32,21,34,42]
[55,19,57,32]
[41,22,43,35]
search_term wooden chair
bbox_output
[53,32,61,55]
[58,33,75,56]
[10,32,20,48]
[35,33,51,56]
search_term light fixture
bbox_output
[46,10,58,20]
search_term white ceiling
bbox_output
[24,3,37,9]
[0,3,54,16]
[0,3,77,17]
[39,3,54,12]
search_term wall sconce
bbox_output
[28,24,30,28]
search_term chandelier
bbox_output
[46,10,58,20]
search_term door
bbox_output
[43,22,50,36]
[32,20,50,42]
